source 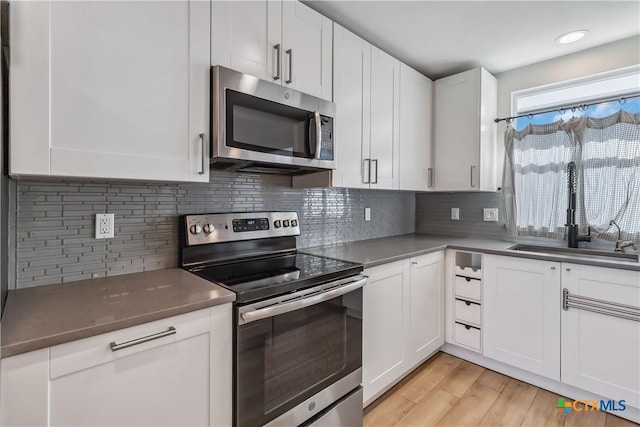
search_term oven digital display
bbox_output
[232,218,269,232]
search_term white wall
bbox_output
[493,35,640,177]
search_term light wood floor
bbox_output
[364,352,639,427]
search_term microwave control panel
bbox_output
[318,116,334,161]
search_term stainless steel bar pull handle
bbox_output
[428,167,433,188]
[363,159,371,184]
[371,159,378,184]
[199,133,206,175]
[470,165,476,188]
[273,44,281,81]
[314,111,322,159]
[110,326,177,351]
[285,49,293,84]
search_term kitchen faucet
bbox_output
[609,220,637,253]
[566,162,591,248]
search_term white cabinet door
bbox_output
[369,46,399,190]
[399,64,434,191]
[562,264,640,409]
[483,255,561,380]
[1,306,232,427]
[434,67,497,191]
[211,1,271,81]
[409,252,444,366]
[332,24,370,189]
[10,0,210,182]
[281,0,332,100]
[363,260,410,406]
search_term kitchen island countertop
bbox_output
[1,268,235,358]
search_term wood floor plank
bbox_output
[436,359,486,398]
[435,383,500,426]
[475,369,510,393]
[605,413,640,427]
[563,401,607,427]
[397,352,463,403]
[478,378,538,426]
[395,388,459,427]
[521,388,566,427]
[364,394,415,427]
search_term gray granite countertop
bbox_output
[1,269,235,358]
[301,233,640,272]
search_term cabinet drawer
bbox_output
[455,275,481,301]
[455,299,481,326]
[50,308,213,379]
[455,266,481,279]
[454,322,481,351]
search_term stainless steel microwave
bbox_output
[211,66,336,174]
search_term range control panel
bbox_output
[183,212,300,246]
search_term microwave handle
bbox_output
[313,111,322,159]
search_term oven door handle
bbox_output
[239,276,367,325]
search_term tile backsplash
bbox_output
[14,172,415,288]
[416,191,507,239]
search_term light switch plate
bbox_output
[483,208,499,222]
[451,208,459,221]
[365,207,371,222]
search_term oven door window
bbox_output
[236,289,362,427]
[226,89,316,159]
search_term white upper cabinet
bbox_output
[211,0,332,100]
[331,24,371,189]
[399,64,434,191]
[369,46,400,190]
[434,67,498,191]
[10,0,210,182]
[332,24,399,190]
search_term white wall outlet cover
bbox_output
[451,208,460,220]
[483,208,499,222]
[365,207,371,222]
[95,213,115,239]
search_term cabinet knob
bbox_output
[411,261,418,265]
[551,266,556,270]
[566,268,571,272]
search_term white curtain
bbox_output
[571,111,640,243]
[502,110,640,245]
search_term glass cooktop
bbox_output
[190,252,362,303]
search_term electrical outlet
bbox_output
[451,208,460,221]
[95,213,115,239]
[483,208,499,222]
[365,207,371,222]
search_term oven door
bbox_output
[235,276,365,427]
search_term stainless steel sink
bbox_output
[508,244,640,263]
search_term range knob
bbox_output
[203,224,215,234]
[189,224,202,235]
[283,220,290,227]
[274,220,282,228]
[291,219,298,227]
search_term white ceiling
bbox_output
[303,1,640,80]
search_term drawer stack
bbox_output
[453,253,482,352]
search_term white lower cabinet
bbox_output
[483,255,561,381]
[363,251,444,406]
[561,263,640,409]
[1,305,232,427]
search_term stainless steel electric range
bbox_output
[179,211,365,427]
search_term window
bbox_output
[503,66,640,245]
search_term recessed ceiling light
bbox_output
[555,30,589,44]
